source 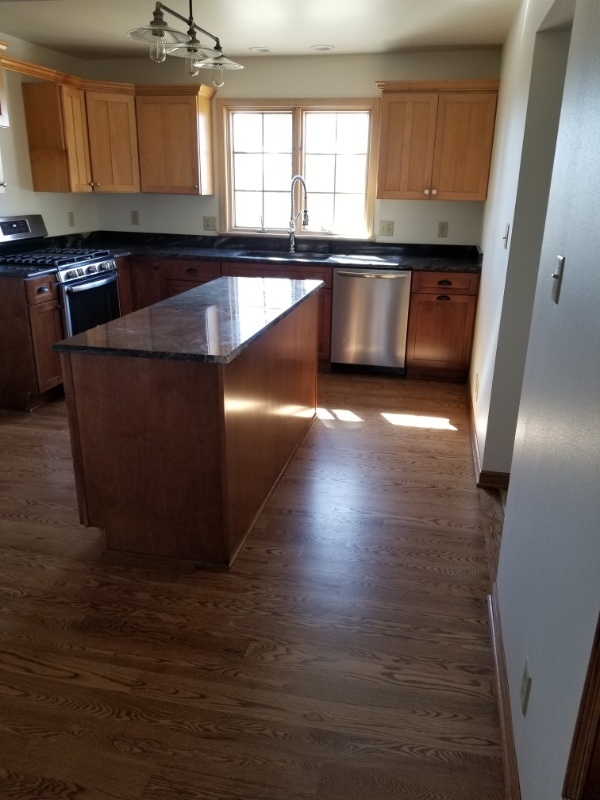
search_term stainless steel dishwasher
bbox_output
[331,267,411,372]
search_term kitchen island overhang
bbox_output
[54,276,323,567]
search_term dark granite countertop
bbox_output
[0,265,57,279]
[53,276,323,364]
[54,232,483,274]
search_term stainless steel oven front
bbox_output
[58,263,120,337]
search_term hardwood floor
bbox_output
[0,373,504,800]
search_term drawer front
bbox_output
[222,261,332,289]
[25,274,58,305]
[411,271,479,295]
[163,260,220,282]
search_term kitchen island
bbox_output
[54,276,322,567]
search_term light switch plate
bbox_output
[551,255,565,304]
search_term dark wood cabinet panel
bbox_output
[28,299,63,392]
[115,256,134,316]
[130,258,164,311]
[407,271,479,380]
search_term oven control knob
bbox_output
[87,265,97,274]
[66,269,77,279]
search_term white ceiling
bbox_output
[0,0,519,60]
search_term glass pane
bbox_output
[263,192,289,229]
[264,154,293,191]
[306,193,334,233]
[235,191,263,228]
[263,114,293,153]
[336,113,369,153]
[234,154,263,191]
[305,113,336,154]
[335,155,367,194]
[333,194,366,236]
[305,154,335,193]
[232,113,263,152]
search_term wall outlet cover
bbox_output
[379,220,394,236]
[67,211,75,228]
[438,221,449,238]
[131,210,140,226]
[203,216,217,231]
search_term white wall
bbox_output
[469,0,573,475]
[497,0,600,796]
[0,30,500,242]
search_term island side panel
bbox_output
[222,292,319,562]
[64,352,228,563]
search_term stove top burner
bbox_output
[0,248,112,268]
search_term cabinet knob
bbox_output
[37,286,50,294]
[186,268,199,275]
[431,189,438,195]
[437,279,452,286]
[194,185,199,190]
[423,189,430,195]
[95,182,101,187]
[89,182,94,187]
[0,181,6,188]
[436,295,451,301]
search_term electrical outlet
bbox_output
[438,221,449,238]
[131,210,140,226]
[67,211,75,228]
[521,658,532,715]
[203,216,217,231]
[379,220,394,236]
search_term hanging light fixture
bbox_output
[193,42,243,88]
[127,1,243,85]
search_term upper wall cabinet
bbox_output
[376,81,499,202]
[135,85,215,195]
[22,83,140,193]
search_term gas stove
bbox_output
[0,216,116,282]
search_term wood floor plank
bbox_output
[0,373,505,798]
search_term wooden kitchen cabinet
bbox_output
[22,82,140,193]
[85,91,140,192]
[28,298,63,392]
[115,256,134,316]
[130,257,164,311]
[23,83,92,192]
[406,271,480,380]
[163,260,220,297]
[0,273,63,409]
[221,261,332,367]
[376,81,498,201]
[135,85,215,195]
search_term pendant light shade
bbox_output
[127,1,243,86]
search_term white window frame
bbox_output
[215,98,380,240]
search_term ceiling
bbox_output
[0,0,520,61]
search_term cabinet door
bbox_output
[130,259,164,310]
[406,293,477,375]
[136,95,201,194]
[86,92,140,192]
[28,299,63,392]
[430,92,497,201]
[115,257,134,316]
[60,86,93,193]
[377,92,438,199]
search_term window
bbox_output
[217,99,379,239]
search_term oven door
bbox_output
[59,272,120,337]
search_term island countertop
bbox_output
[53,276,323,364]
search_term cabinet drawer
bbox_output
[222,261,332,289]
[25,274,58,305]
[411,271,479,295]
[163,260,220,282]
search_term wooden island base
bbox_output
[59,284,319,568]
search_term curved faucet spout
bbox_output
[289,175,309,252]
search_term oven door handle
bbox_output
[63,273,118,293]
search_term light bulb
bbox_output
[185,55,200,76]
[212,67,225,88]
[149,37,166,63]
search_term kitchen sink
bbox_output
[235,250,330,262]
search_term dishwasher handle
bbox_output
[335,270,409,279]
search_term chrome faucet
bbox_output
[289,175,309,252]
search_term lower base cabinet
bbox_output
[406,271,479,379]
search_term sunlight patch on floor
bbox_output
[381,412,457,430]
